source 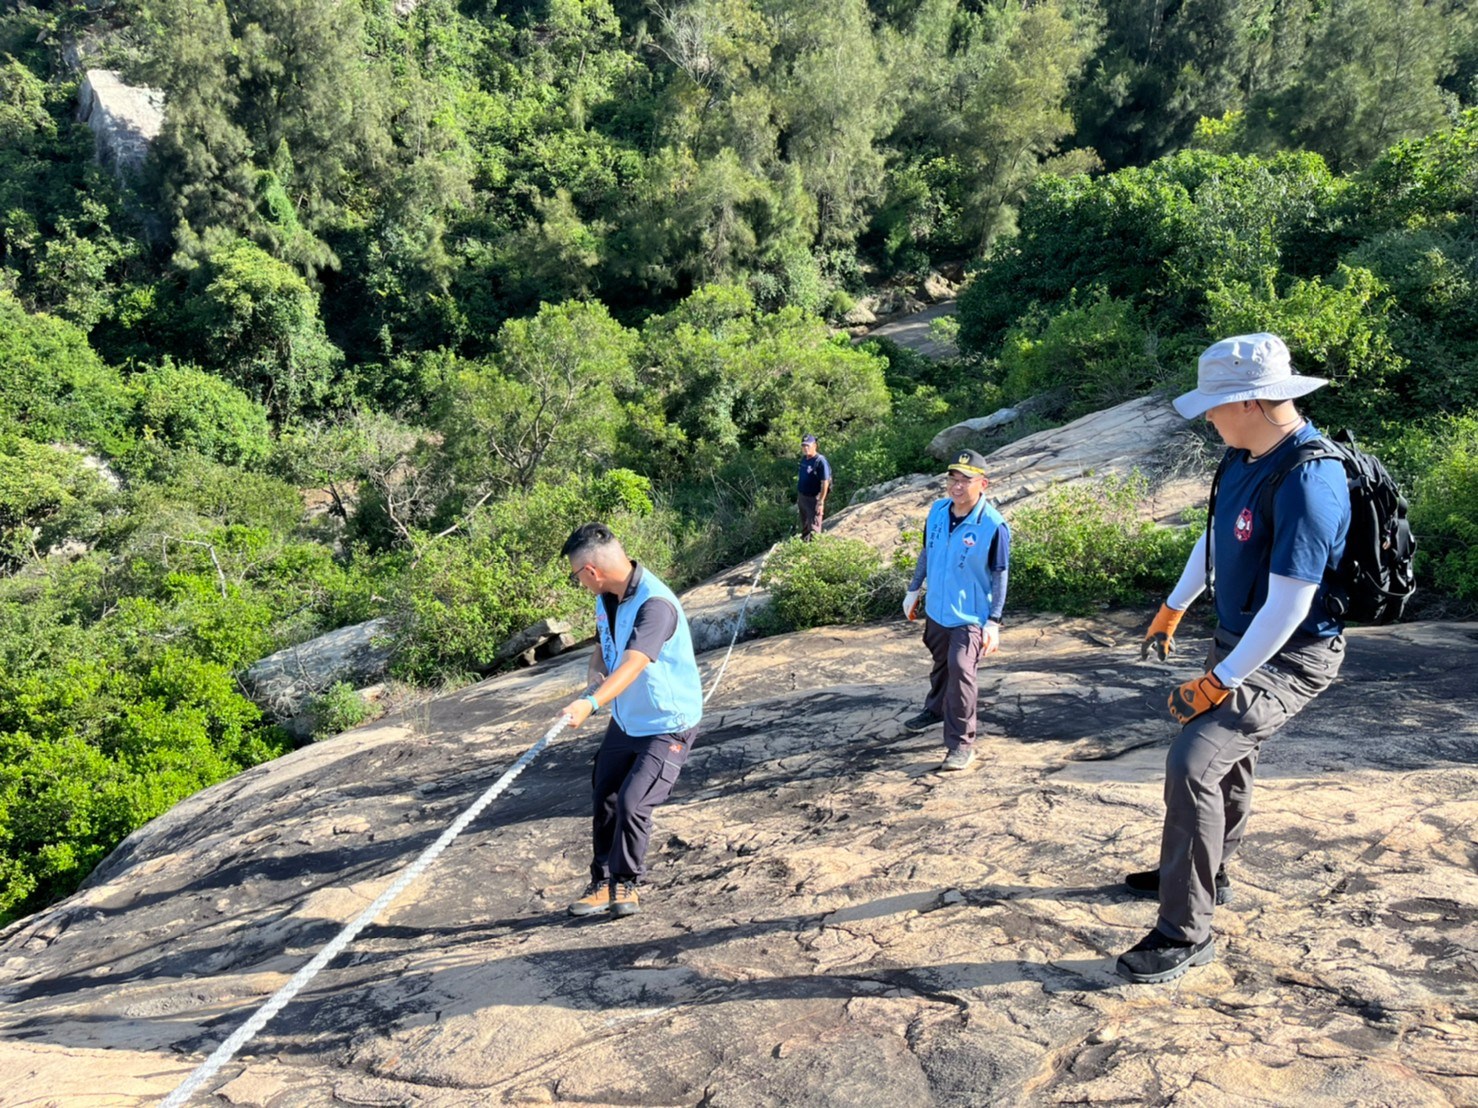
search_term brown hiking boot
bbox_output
[568,880,611,917]
[610,881,640,918]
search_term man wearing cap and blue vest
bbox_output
[901,448,1011,772]
[1116,333,1351,984]
[797,434,832,542]
[557,522,704,919]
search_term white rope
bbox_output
[702,543,774,704]
[160,546,773,1106]
[158,717,569,1108]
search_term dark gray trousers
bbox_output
[798,493,825,541]
[922,616,984,750]
[1157,628,1345,943]
[591,721,695,885]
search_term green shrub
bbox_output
[757,536,909,633]
[1406,414,1478,603]
[997,291,1165,415]
[1206,263,1405,437]
[0,291,133,455]
[1007,475,1201,614]
[179,238,344,422]
[386,474,679,683]
[0,437,115,570]
[306,681,375,740]
[0,558,290,923]
[130,360,273,467]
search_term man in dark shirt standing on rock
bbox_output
[797,434,832,542]
[557,523,704,920]
[901,448,1011,772]
[1118,333,1351,985]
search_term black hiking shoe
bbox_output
[1116,929,1215,984]
[1125,866,1233,906]
[904,709,942,733]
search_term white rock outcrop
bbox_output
[77,69,164,178]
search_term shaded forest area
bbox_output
[1,0,1476,923]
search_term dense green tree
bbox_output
[1246,0,1467,172]
[1072,0,1253,169]
[130,360,274,467]
[142,0,389,268]
[956,150,1344,354]
[0,55,50,141]
[1206,263,1406,434]
[178,238,344,421]
[0,292,133,454]
[634,284,891,476]
[884,0,1100,255]
[763,0,894,247]
[436,300,640,502]
[0,56,136,331]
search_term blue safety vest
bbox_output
[596,569,704,736]
[921,496,1006,628]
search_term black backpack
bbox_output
[1206,429,1416,624]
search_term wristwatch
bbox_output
[583,694,601,714]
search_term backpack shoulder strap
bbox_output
[1235,436,1345,615]
[1256,436,1345,523]
[1204,446,1241,602]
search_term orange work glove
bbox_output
[1141,603,1186,662]
[1168,672,1230,725]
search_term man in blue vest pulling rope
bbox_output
[557,523,704,919]
[901,448,1011,772]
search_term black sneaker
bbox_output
[1124,866,1233,906]
[904,709,942,733]
[1116,929,1215,984]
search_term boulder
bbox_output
[5,392,1472,1105]
[842,303,877,327]
[241,618,391,720]
[927,407,1022,460]
[921,271,956,302]
[925,390,1073,460]
[77,70,165,179]
[489,618,577,671]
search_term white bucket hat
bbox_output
[1172,333,1328,420]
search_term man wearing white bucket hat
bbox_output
[1117,333,1352,985]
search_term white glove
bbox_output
[903,589,921,620]
[982,621,1001,654]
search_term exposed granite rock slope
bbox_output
[1,614,1475,1106]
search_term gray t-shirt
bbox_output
[600,562,678,661]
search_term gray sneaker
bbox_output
[940,746,975,771]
